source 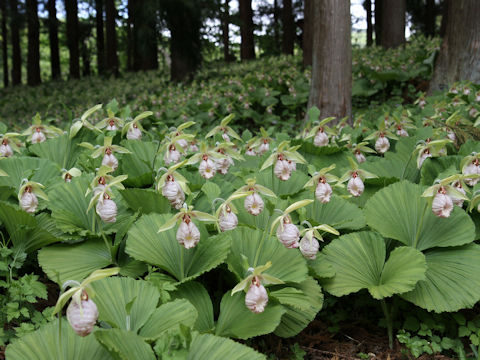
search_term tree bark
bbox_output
[424,0,435,37]
[380,0,405,48]
[239,0,255,60]
[302,0,313,67]
[47,0,61,79]
[9,0,21,85]
[374,0,382,46]
[429,0,480,92]
[1,0,8,87]
[282,0,294,55]
[65,0,80,78]
[307,0,351,121]
[439,0,449,37]
[132,0,158,71]
[96,0,105,74]
[126,0,133,71]
[364,0,373,46]
[105,0,119,75]
[221,0,231,61]
[273,0,280,53]
[26,0,41,85]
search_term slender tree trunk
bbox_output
[429,0,480,92]
[81,39,91,76]
[424,0,435,37]
[126,0,133,71]
[65,0,80,78]
[239,0,255,60]
[380,0,405,48]
[302,0,313,67]
[132,0,158,71]
[1,0,8,87]
[26,0,41,85]
[439,0,449,37]
[221,0,230,61]
[273,0,280,53]
[47,0,61,79]
[307,0,351,121]
[374,0,382,46]
[96,0,105,74]
[105,0,119,75]
[364,0,373,46]
[9,0,21,85]
[282,0,294,55]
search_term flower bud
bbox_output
[347,174,364,197]
[244,192,264,216]
[96,197,117,223]
[176,217,201,249]
[245,277,268,314]
[432,190,453,218]
[102,152,118,171]
[20,189,38,213]
[66,293,98,337]
[199,157,216,179]
[313,131,329,147]
[375,136,390,154]
[276,219,300,248]
[299,236,319,260]
[315,180,332,203]
[274,159,292,181]
[164,146,181,166]
[126,126,142,140]
[219,207,238,231]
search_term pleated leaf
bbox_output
[321,231,426,299]
[364,181,475,251]
[188,333,266,360]
[120,140,157,187]
[401,244,480,312]
[255,168,309,197]
[119,188,171,215]
[126,213,231,282]
[215,291,286,339]
[227,226,308,283]
[139,299,198,340]
[0,156,60,189]
[90,277,160,332]
[5,318,112,360]
[95,329,155,360]
[29,134,80,169]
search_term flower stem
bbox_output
[180,245,185,280]
[381,299,394,350]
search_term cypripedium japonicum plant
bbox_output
[260,140,306,181]
[95,109,124,132]
[121,111,153,140]
[339,157,378,197]
[350,142,376,163]
[79,136,131,171]
[232,178,277,216]
[414,138,452,168]
[205,114,242,142]
[157,160,190,209]
[87,173,127,224]
[422,174,470,218]
[304,164,340,203]
[62,167,82,182]
[18,179,48,213]
[23,113,63,144]
[364,120,399,155]
[298,221,339,260]
[70,104,103,138]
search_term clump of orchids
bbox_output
[303,164,340,203]
[422,174,471,218]
[232,261,284,314]
[0,133,22,157]
[157,160,190,210]
[232,178,276,216]
[121,111,153,140]
[158,204,217,249]
[161,121,196,165]
[364,121,398,155]
[23,113,63,144]
[260,140,306,181]
[53,268,119,336]
[80,136,131,171]
[18,179,48,213]
[338,158,378,197]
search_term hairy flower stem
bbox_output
[381,299,394,350]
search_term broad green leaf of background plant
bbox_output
[401,244,480,313]
[256,168,309,197]
[419,156,461,185]
[126,214,231,282]
[5,319,112,360]
[0,156,60,189]
[29,134,80,169]
[94,329,155,360]
[119,188,171,215]
[215,291,286,339]
[364,181,475,251]
[139,299,198,340]
[321,231,426,299]
[188,333,266,360]
[227,226,308,283]
[91,277,160,332]
[120,140,157,187]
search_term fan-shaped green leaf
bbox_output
[139,299,198,340]
[188,333,266,360]
[126,213,231,282]
[401,244,480,312]
[364,181,475,251]
[120,140,157,187]
[29,134,80,169]
[420,156,461,186]
[95,329,155,360]
[91,277,160,332]
[171,282,214,332]
[227,226,308,283]
[255,168,309,197]
[321,231,426,299]
[119,188,171,214]
[215,290,285,339]
[5,319,112,360]
[0,156,60,189]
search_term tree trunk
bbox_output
[132,0,158,71]
[47,0,61,79]
[424,0,435,37]
[364,0,373,46]
[96,0,105,74]
[273,0,280,53]
[1,0,8,87]
[65,0,80,78]
[105,0,119,75]
[126,0,133,71]
[380,0,405,48]
[302,0,313,67]
[26,0,41,86]
[307,0,351,121]
[282,0,294,55]
[239,0,255,60]
[9,0,21,85]
[221,0,231,61]
[429,0,480,92]
[374,0,382,46]
[439,0,449,37]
